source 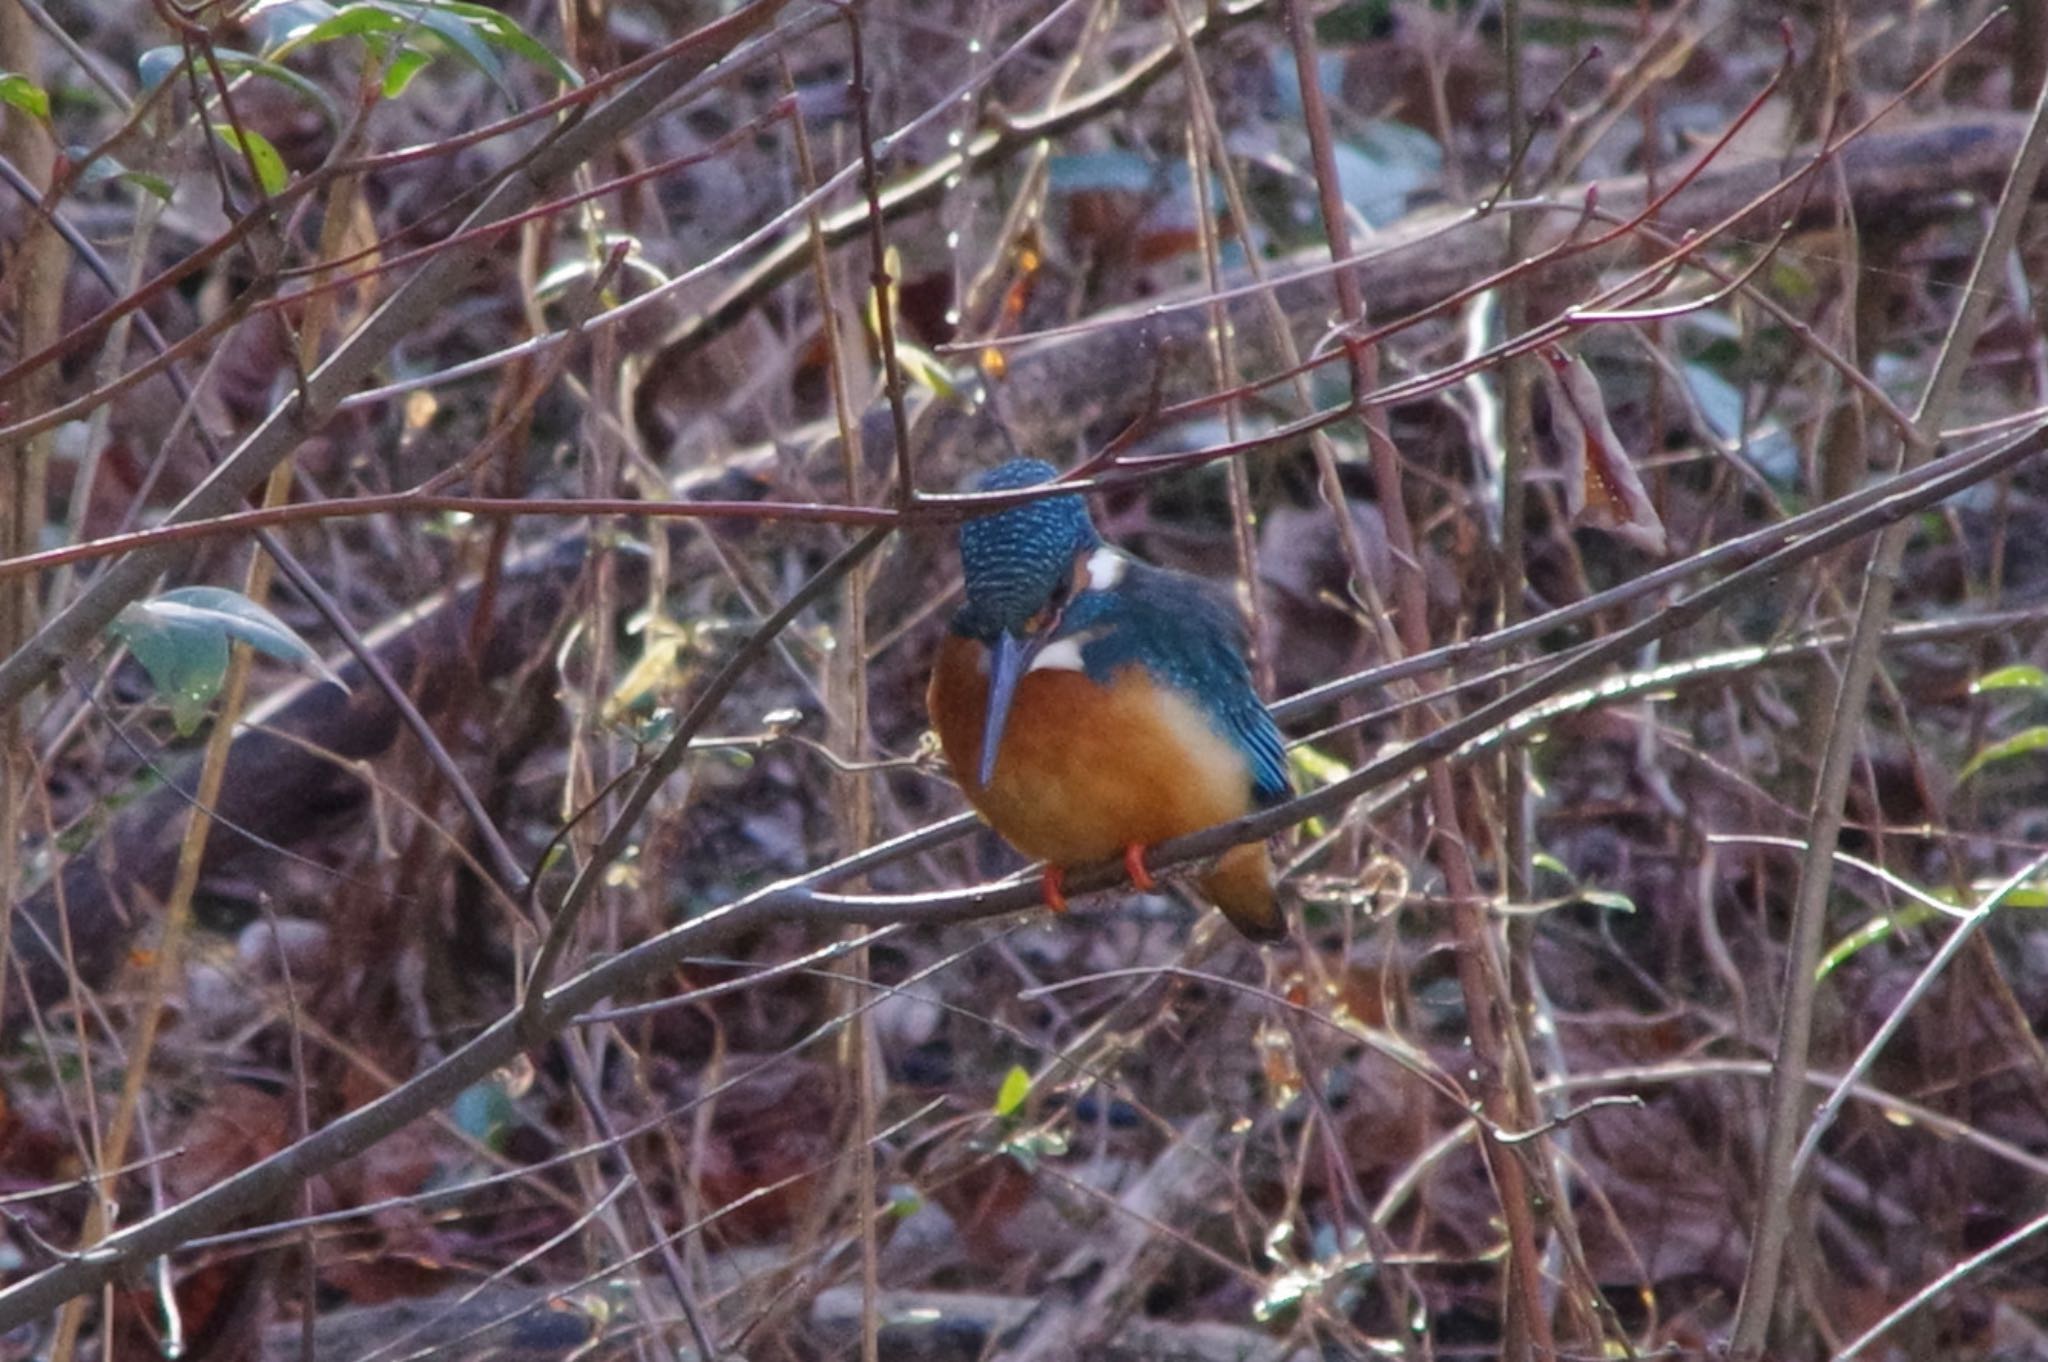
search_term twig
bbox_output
[1835,1205,2048,1359]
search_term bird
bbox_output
[927,458,1292,942]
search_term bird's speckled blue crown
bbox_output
[955,459,1100,640]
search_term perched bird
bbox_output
[927,459,1291,941]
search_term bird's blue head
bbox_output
[954,459,1100,643]
[952,458,1101,787]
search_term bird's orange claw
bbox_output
[1123,844,1156,892]
[1040,866,1070,915]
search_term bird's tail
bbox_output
[1200,842,1287,943]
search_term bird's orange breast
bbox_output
[928,633,1256,868]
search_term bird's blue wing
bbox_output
[1227,690,1292,807]
[1067,565,1291,806]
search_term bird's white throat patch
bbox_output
[1027,637,1089,673]
[974,632,1097,675]
[1083,547,1127,592]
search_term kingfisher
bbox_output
[927,458,1291,942]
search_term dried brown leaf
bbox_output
[1541,344,1668,555]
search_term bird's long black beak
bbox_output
[978,629,1033,788]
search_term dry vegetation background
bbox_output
[2,0,2048,1358]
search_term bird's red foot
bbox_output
[1123,844,1157,892]
[1040,866,1070,915]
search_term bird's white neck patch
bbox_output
[1026,637,1088,673]
[1083,547,1127,592]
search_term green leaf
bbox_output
[1285,745,1350,840]
[381,46,432,96]
[110,604,229,735]
[373,1,506,97]
[1959,725,2048,782]
[274,5,412,81]
[68,148,175,202]
[70,145,122,183]
[1824,880,2048,975]
[121,170,175,202]
[452,1079,517,1150]
[137,46,184,92]
[1972,664,2048,694]
[141,45,340,127]
[1576,888,1637,915]
[997,1126,1067,1169]
[250,0,341,48]
[162,587,340,678]
[1330,119,1441,227]
[287,3,412,47]
[108,586,343,732]
[283,2,571,102]
[992,1064,1030,1119]
[1288,744,1350,788]
[1819,904,1942,980]
[211,123,289,194]
[894,339,962,400]
[421,0,580,85]
[275,0,573,98]
[0,71,50,121]
[1681,359,1746,442]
